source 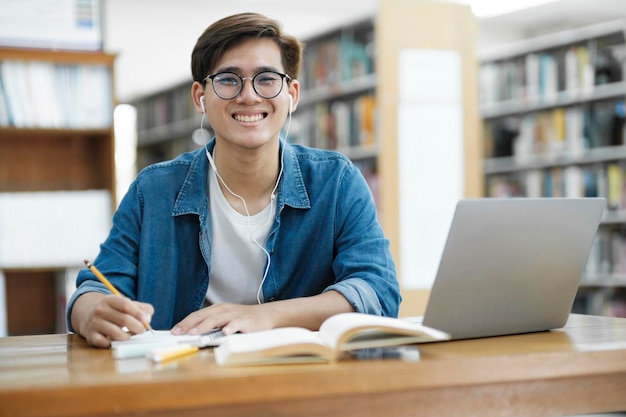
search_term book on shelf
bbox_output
[355,94,376,147]
[479,40,624,106]
[302,25,373,89]
[0,73,9,126]
[213,312,450,366]
[574,286,626,317]
[485,99,624,162]
[487,161,625,201]
[0,60,112,129]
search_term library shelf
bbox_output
[479,20,626,316]
[0,47,116,335]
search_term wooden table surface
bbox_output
[1,314,626,417]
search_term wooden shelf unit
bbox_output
[0,48,117,335]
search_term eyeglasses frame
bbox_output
[203,70,291,100]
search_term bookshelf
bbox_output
[290,18,380,204]
[478,20,626,317]
[131,0,481,317]
[376,0,481,316]
[0,48,116,335]
[133,79,199,170]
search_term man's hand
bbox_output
[70,292,154,348]
[171,303,273,336]
[171,290,354,336]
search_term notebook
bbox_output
[111,329,225,359]
[412,197,605,340]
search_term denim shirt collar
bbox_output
[171,138,311,219]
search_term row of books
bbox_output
[134,82,196,134]
[288,94,377,151]
[573,287,626,317]
[484,99,624,159]
[479,35,625,105]
[0,60,112,129]
[301,24,374,90]
[586,227,626,277]
[487,162,626,208]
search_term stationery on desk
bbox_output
[213,312,450,366]
[84,259,221,362]
[111,328,225,360]
[146,344,199,362]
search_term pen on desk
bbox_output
[83,259,155,334]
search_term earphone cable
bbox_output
[200,98,292,304]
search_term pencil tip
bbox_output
[83,259,90,266]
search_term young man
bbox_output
[67,12,400,348]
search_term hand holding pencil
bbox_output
[84,259,155,334]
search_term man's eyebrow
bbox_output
[213,65,282,75]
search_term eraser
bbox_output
[112,340,177,359]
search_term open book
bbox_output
[213,312,450,366]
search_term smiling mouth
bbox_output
[233,113,267,122]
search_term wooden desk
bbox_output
[1,314,625,417]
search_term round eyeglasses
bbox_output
[204,71,291,100]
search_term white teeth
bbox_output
[234,114,264,122]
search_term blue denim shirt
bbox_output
[66,140,400,331]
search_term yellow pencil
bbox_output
[83,259,155,334]
[147,344,199,363]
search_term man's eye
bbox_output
[257,76,279,85]
[217,77,238,86]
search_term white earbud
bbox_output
[288,94,293,114]
[200,95,206,113]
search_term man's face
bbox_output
[204,37,297,152]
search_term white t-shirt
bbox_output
[205,165,275,305]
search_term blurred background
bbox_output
[1,0,625,337]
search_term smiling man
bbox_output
[67,12,400,348]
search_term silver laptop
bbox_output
[418,197,605,340]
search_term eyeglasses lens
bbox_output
[211,71,285,99]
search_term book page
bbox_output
[219,327,326,352]
[318,313,450,350]
[214,327,335,366]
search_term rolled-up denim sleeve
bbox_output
[324,278,385,315]
[329,164,401,317]
[65,275,109,333]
